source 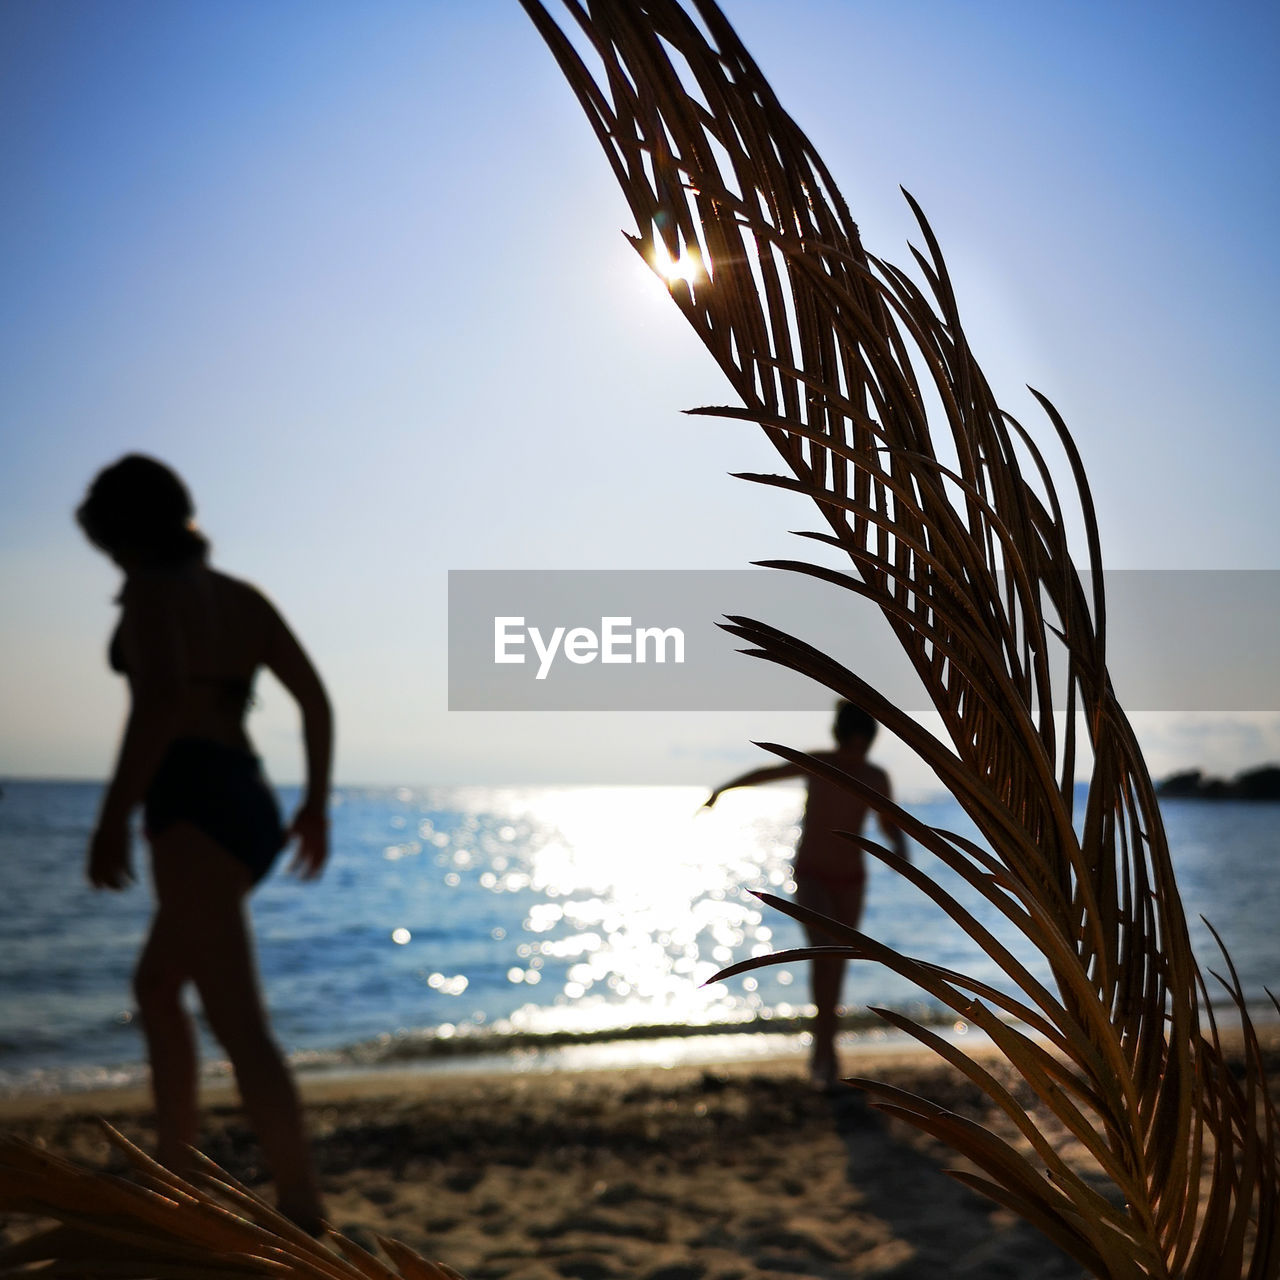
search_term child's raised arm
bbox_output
[702,760,806,809]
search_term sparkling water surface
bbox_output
[0,779,1275,1094]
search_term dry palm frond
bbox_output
[520,2,1279,1276]
[0,1122,457,1279]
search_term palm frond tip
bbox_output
[521,2,1278,1276]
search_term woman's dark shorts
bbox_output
[145,738,285,884]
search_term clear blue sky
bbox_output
[2,0,1277,791]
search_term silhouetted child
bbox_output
[704,702,906,1088]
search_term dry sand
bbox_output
[0,1044,1099,1280]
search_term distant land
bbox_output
[1157,765,1280,801]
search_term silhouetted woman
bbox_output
[77,454,331,1230]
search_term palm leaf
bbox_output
[0,1123,457,1279]
[520,2,1279,1275]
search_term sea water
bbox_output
[0,779,1275,1095]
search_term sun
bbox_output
[654,244,704,286]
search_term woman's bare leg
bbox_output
[150,823,324,1228]
[133,917,198,1170]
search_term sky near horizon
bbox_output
[2,1,1278,794]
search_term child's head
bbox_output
[833,701,877,748]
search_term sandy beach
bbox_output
[0,1043,1106,1280]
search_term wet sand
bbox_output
[0,1045,1099,1279]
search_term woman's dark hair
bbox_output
[76,454,209,567]
[833,700,877,746]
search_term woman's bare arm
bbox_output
[262,597,333,879]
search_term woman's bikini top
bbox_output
[108,624,255,712]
